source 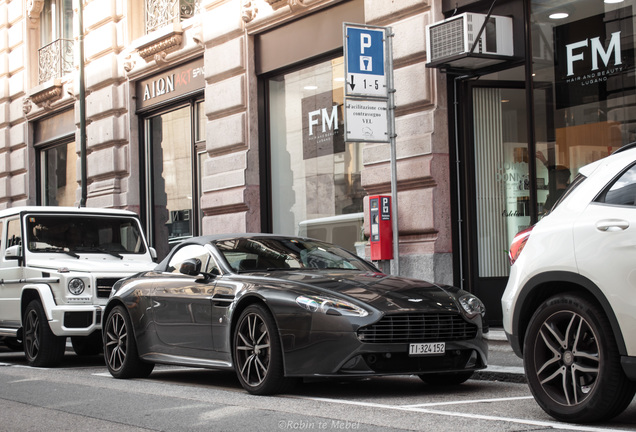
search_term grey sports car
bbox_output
[102,234,488,394]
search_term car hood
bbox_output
[27,256,156,274]
[247,270,461,314]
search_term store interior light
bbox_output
[549,12,569,19]
[304,85,318,90]
[604,0,624,3]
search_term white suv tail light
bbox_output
[508,226,534,266]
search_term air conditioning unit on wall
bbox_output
[426,13,514,70]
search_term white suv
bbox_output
[0,207,156,367]
[502,145,636,422]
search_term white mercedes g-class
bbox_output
[0,207,156,366]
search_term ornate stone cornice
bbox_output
[241,0,258,23]
[30,81,63,108]
[26,0,45,20]
[137,28,184,63]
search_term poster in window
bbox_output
[553,7,635,110]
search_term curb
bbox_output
[475,365,526,383]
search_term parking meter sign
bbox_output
[345,25,387,98]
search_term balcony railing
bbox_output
[145,0,201,34]
[38,38,74,84]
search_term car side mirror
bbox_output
[180,258,201,276]
[5,245,21,260]
[149,247,157,260]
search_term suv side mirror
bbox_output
[4,245,21,260]
[149,247,157,260]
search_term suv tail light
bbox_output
[509,226,534,266]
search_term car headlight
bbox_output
[296,295,368,317]
[68,278,86,295]
[459,294,485,318]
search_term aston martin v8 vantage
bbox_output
[103,234,488,394]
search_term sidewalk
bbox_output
[476,328,526,383]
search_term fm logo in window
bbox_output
[553,7,634,110]
[301,91,344,160]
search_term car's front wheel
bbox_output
[23,300,66,367]
[233,304,296,395]
[103,305,154,379]
[524,293,636,422]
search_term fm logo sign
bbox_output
[566,32,622,76]
[554,7,634,110]
[301,91,344,160]
[308,106,338,136]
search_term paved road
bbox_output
[0,339,634,432]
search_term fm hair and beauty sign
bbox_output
[301,91,345,160]
[136,58,205,110]
[554,7,634,110]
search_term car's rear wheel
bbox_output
[418,371,474,385]
[23,300,66,367]
[233,304,295,395]
[104,305,154,379]
[524,294,636,422]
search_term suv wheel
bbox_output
[23,300,66,367]
[524,293,636,422]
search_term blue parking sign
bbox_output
[346,27,385,76]
[345,25,387,97]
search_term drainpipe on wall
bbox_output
[78,0,87,207]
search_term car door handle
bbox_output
[596,219,630,232]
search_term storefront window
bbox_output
[473,86,529,277]
[531,0,636,213]
[267,57,365,252]
[41,141,77,206]
[145,103,201,259]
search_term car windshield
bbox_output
[27,214,147,254]
[213,237,375,273]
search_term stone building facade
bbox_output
[0,0,451,283]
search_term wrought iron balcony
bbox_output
[145,0,201,34]
[38,38,74,84]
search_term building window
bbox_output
[38,0,74,84]
[145,0,201,34]
[40,141,77,206]
[531,0,636,213]
[266,57,365,252]
[34,110,77,206]
[143,98,204,260]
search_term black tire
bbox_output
[233,304,296,395]
[71,332,103,356]
[524,293,636,423]
[418,371,474,385]
[103,305,154,379]
[23,300,66,367]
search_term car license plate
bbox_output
[409,342,445,356]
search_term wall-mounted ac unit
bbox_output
[426,13,514,70]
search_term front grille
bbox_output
[96,278,120,298]
[357,313,478,343]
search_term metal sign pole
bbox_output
[386,27,399,276]
[343,23,398,274]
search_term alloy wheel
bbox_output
[532,309,600,407]
[24,309,40,361]
[235,312,271,387]
[105,310,127,372]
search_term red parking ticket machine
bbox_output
[369,195,393,260]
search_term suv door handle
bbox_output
[596,219,630,232]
